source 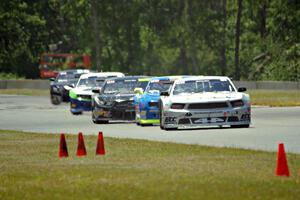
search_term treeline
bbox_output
[0,0,299,80]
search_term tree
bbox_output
[91,0,101,71]
[234,0,242,80]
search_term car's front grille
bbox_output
[227,116,239,122]
[188,102,228,109]
[115,101,133,107]
[148,102,159,107]
[191,117,226,124]
[178,118,191,124]
[78,95,91,100]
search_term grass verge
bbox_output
[1,89,300,106]
[248,89,300,107]
[0,89,48,96]
[0,130,299,200]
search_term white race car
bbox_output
[159,76,251,130]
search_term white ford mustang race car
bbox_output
[159,76,251,130]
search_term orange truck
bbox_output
[39,53,91,78]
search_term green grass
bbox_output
[248,89,300,107]
[1,89,300,106]
[0,130,299,200]
[0,89,49,96]
[0,72,24,79]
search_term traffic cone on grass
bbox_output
[275,143,290,177]
[76,132,87,156]
[96,132,105,155]
[59,133,68,158]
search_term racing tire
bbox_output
[72,111,83,115]
[50,94,62,105]
[159,101,165,130]
[135,118,141,126]
[93,119,109,124]
[164,127,178,131]
[141,123,152,127]
[230,124,250,128]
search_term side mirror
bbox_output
[49,78,55,82]
[238,87,247,92]
[160,91,169,96]
[68,83,75,88]
[134,88,144,95]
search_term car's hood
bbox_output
[51,82,68,87]
[144,91,161,101]
[170,92,245,103]
[98,93,135,102]
[71,87,93,95]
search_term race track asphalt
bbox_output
[0,94,299,153]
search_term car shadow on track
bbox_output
[163,126,254,131]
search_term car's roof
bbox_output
[79,72,124,79]
[59,69,90,75]
[173,76,231,83]
[149,75,191,82]
[138,77,152,82]
[106,76,148,81]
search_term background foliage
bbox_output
[0,0,299,80]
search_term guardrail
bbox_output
[0,80,299,90]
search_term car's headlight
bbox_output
[95,97,104,105]
[170,103,185,109]
[230,100,244,107]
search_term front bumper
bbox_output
[162,106,251,129]
[93,101,135,121]
[137,108,160,124]
[70,98,92,113]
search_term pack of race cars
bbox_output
[50,70,251,130]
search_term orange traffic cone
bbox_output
[59,133,68,158]
[96,132,105,155]
[276,143,290,177]
[76,132,87,156]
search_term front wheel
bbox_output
[164,127,178,131]
[159,101,165,130]
[50,94,62,105]
[72,111,82,115]
[93,119,109,124]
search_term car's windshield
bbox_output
[136,81,149,90]
[56,73,81,83]
[146,80,173,93]
[95,78,106,88]
[103,79,138,94]
[77,76,98,88]
[173,79,235,95]
[57,74,74,81]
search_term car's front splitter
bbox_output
[70,98,92,113]
[162,107,251,129]
[93,106,136,121]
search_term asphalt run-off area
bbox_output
[1,94,300,154]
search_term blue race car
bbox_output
[134,76,187,126]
